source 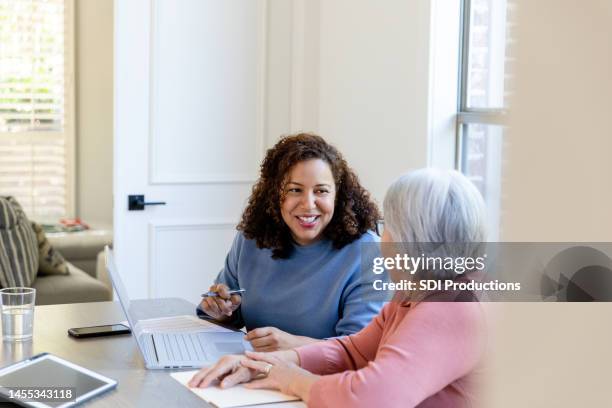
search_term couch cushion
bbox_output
[46,230,113,261]
[31,222,69,275]
[33,263,111,305]
[0,197,39,287]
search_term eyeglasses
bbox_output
[376,219,384,236]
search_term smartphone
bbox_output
[68,324,131,338]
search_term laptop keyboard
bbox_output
[155,332,209,362]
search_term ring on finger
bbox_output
[262,363,273,376]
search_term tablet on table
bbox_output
[0,353,117,407]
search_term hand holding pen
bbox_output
[201,288,245,298]
[199,283,243,321]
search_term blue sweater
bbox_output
[202,231,384,339]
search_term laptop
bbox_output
[104,246,250,369]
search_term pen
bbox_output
[201,289,246,298]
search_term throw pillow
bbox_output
[31,222,69,275]
[0,197,39,287]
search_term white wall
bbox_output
[486,2,612,406]
[500,0,612,241]
[80,0,433,226]
[264,0,293,144]
[75,0,114,226]
[266,0,434,206]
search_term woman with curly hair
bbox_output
[191,168,487,408]
[198,133,384,351]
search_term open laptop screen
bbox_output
[104,247,137,331]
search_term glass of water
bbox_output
[0,288,36,342]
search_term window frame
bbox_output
[65,0,76,219]
[455,0,507,170]
[453,0,509,240]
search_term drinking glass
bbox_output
[0,287,36,342]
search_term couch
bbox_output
[33,229,113,305]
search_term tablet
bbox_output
[0,353,117,407]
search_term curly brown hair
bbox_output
[237,133,381,258]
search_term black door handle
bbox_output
[128,195,167,211]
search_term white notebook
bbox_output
[171,370,302,408]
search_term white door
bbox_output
[113,0,267,300]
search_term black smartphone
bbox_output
[68,324,131,338]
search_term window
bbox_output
[457,0,512,239]
[0,0,74,221]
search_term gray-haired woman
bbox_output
[190,168,488,408]
[382,168,488,301]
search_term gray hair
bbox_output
[383,168,487,280]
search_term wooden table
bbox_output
[0,301,305,407]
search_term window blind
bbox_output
[0,0,72,220]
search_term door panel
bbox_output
[150,0,261,183]
[149,221,238,301]
[114,0,267,299]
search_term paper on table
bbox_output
[170,370,301,408]
[136,315,234,334]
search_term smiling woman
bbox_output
[192,168,488,407]
[197,133,384,352]
[280,159,336,246]
[240,133,380,258]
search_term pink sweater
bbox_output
[296,300,485,408]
